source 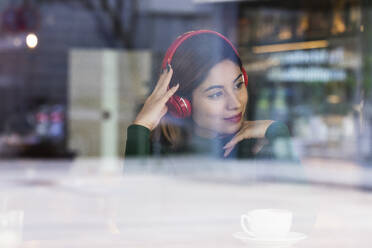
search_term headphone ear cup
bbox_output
[242,67,248,87]
[167,95,192,118]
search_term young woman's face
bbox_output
[192,59,248,138]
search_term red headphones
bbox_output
[161,30,248,119]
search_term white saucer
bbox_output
[233,231,307,247]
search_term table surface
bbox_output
[0,158,371,248]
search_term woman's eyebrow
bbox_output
[233,73,243,83]
[203,74,243,93]
[203,85,223,92]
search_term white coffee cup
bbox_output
[241,209,293,239]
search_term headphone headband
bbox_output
[162,30,241,70]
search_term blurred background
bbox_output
[1,1,372,247]
[0,0,371,167]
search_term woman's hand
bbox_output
[133,64,179,131]
[223,120,274,157]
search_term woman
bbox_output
[125,30,295,160]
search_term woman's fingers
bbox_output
[152,71,167,94]
[224,146,234,157]
[161,83,179,104]
[223,133,245,157]
[160,105,168,117]
[154,64,173,94]
[223,133,244,149]
[160,65,174,91]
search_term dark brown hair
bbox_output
[151,33,245,152]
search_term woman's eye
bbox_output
[234,82,244,89]
[208,91,223,99]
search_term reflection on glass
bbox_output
[0,210,24,248]
[125,30,297,162]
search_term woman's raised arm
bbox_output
[133,64,179,131]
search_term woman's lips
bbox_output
[224,113,242,123]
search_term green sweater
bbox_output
[125,121,296,161]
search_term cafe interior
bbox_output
[0,0,371,247]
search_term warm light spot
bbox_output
[278,27,292,40]
[327,95,341,104]
[26,33,38,49]
[253,40,329,54]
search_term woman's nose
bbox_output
[226,93,241,110]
